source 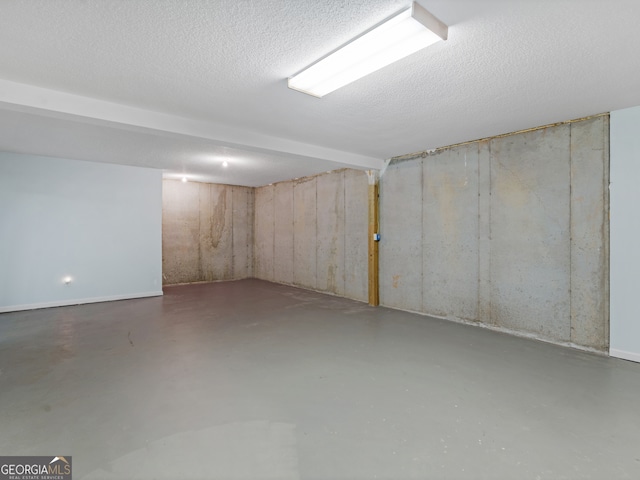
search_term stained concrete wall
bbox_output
[274,182,294,284]
[379,158,423,312]
[162,180,253,285]
[253,169,368,303]
[380,116,609,351]
[253,185,274,281]
[344,169,369,301]
[293,177,317,288]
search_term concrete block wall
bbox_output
[253,169,368,303]
[380,116,609,351]
[162,180,254,285]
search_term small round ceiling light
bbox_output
[222,161,229,168]
[181,176,188,183]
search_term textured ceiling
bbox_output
[1,0,640,186]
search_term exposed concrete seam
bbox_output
[252,189,257,277]
[603,114,611,349]
[391,113,610,164]
[231,186,235,279]
[421,156,425,312]
[292,182,297,286]
[569,124,574,344]
[248,188,251,277]
[272,185,275,281]
[342,170,346,296]
[290,183,294,285]
[488,140,493,325]
[245,189,248,277]
[197,184,203,281]
[477,142,481,323]
[315,177,318,290]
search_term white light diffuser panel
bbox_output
[288,2,448,98]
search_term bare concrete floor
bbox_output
[1,279,639,479]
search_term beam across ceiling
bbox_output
[0,78,384,172]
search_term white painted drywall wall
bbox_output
[0,153,163,312]
[610,106,640,362]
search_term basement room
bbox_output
[1,1,639,479]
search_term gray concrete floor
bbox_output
[1,279,639,479]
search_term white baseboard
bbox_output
[0,291,163,313]
[609,348,640,363]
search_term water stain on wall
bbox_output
[163,180,251,285]
[208,186,227,249]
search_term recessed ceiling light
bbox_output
[181,177,187,183]
[288,2,447,98]
[222,161,229,168]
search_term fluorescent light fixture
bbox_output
[288,2,447,98]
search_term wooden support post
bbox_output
[367,171,380,306]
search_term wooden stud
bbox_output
[368,176,379,306]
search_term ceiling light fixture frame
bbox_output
[288,2,448,98]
